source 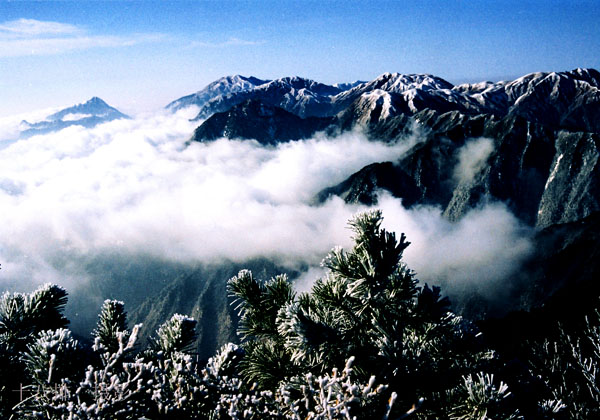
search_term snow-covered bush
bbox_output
[151,313,197,356]
[0,284,69,417]
[528,309,600,419]
[447,372,521,420]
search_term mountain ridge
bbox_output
[172,68,600,134]
[180,68,599,230]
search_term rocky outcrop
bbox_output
[315,161,421,206]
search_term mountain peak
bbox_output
[567,67,600,87]
[86,96,109,106]
[165,75,269,112]
[46,97,125,122]
[333,81,366,91]
[263,76,340,94]
[210,75,267,89]
[19,97,129,137]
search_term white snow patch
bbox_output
[544,153,563,190]
[361,90,396,119]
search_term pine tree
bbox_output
[228,210,493,416]
[93,299,129,354]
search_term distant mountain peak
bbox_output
[45,97,127,122]
[368,72,454,92]
[261,76,342,96]
[85,96,110,107]
[210,74,267,89]
[19,97,129,138]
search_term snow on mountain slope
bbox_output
[503,69,600,131]
[330,72,455,114]
[166,75,268,111]
[337,89,401,125]
[167,68,600,132]
[333,81,366,91]
[190,76,343,120]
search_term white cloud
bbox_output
[376,194,533,299]
[0,108,402,289]
[187,37,265,49]
[0,18,80,36]
[0,18,164,57]
[0,108,532,311]
[453,137,495,184]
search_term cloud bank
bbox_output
[0,108,406,289]
[0,108,532,313]
[376,196,532,297]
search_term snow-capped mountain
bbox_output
[333,80,366,91]
[20,97,129,137]
[165,75,268,112]
[334,89,403,126]
[168,75,367,119]
[330,72,455,113]
[175,69,600,134]
[504,68,600,132]
[188,76,345,120]
[186,68,600,232]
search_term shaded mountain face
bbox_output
[63,252,297,360]
[320,110,599,229]
[128,258,300,360]
[189,99,333,145]
[314,161,421,207]
[478,211,600,352]
[20,97,129,137]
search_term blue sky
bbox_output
[1,0,599,116]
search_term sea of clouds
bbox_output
[0,107,532,308]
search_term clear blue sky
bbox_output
[1,0,598,116]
